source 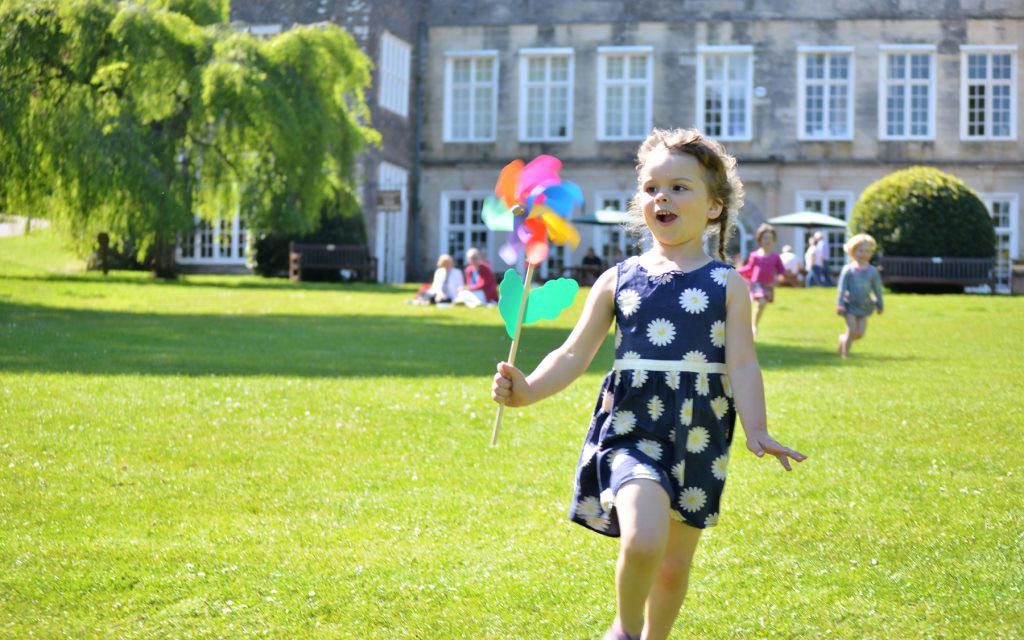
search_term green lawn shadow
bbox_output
[0,300,573,378]
[0,272,411,294]
[0,299,887,379]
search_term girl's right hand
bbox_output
[835,305,846,315]
[492,362,531,407]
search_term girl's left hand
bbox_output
[746,432,807,471]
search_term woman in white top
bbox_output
[426,254,464,304]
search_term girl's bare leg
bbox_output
[642,520,702,640]
[752,299,766,336]
[612,480,670,637]
[841,314,857,357]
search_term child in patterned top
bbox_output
[491,128,806,640]
[836,233,884,359]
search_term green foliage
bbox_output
[0,0,377,276]
[850,166,996,258]
[251,192,368,278]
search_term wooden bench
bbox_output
[289,243,377,282]
[879,256,995,290]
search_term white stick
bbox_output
[490,262,535,446]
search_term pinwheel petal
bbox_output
[496,160,524,208]
[523,217,549,266]
[482,196,514,231]
[537,207,581,250]
[518,155,562,201]
[497,269,525,338]
[498,242,519,266]
[537,184,577,217]
[524,278,580,326]
[525,240,549,266]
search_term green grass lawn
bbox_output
[1,230,1022,639]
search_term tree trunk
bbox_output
[151,232,178,279]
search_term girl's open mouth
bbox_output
[656,211,678,225]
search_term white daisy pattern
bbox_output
[711,267,730,287]
[600,488,616,512]
[648,271,675,285]
[618,289,641,317]
[612,410,637,435]
[576,496,601,518]
[722,375,733,398]
[683,350,707,363]
[679,398,694,426]
[615,326,622,349]
[637,439,663,461]
[711,454,729,481]
[672,460,686,486]
[646,318,676,347]
[632,464,660,483]
[709,320,726,348]
[665,371,680,390]
[704,512,720,527]
[610,449,629,471]
[711,396,729,420]
[679,288,709,314]
[580,443,599,465]
[679,487,707,512]
[631,369,648,388]
[586,516,609,531]
[647,396,664,422]
[686,426,710,453]
[695,372,710,396]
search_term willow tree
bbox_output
[0,0,377,277]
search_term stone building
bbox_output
[216,1,1021,291]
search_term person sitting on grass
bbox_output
[414,253,464,305]
[836,233,884,359]
[454,247,498,307]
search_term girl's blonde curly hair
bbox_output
[626,128,745,260]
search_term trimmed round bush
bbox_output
[849,166,995,258]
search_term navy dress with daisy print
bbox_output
[569,256,737,536]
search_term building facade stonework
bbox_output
[224,1,1021,291]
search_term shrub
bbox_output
[252,195,367,278]
[849,166,995,258]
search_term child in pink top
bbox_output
[737,223,785,337]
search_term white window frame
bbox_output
[596,46,653,141]
[378,31,411,118]
[980,193,1019,294]
[878,44,936,140]
[246,24,282,39]
[795,191,856,275]
[518,48,574,142]
[443,50,499,143]
[797,46,855,141]
[176,213,248,265]
[438,191,499,268]
[697,45,754,142]
[959,45,1018,141]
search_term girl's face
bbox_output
[851,242,873,263]
[637,148,722,248]
[758,232,776,251]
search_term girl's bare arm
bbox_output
[723,271,807,470]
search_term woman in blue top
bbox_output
[492,128,806,640]
[836,233,884,358]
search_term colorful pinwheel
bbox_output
[481,154,583,266]
[486,155,583,445]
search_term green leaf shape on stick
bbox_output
[498,269,579,339]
